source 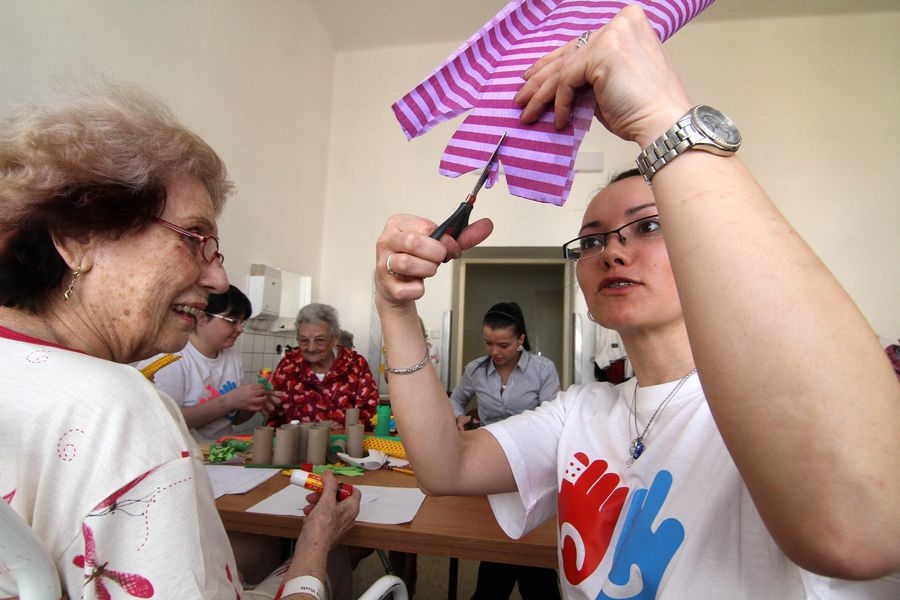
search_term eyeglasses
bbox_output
[562,215,662,262]
[155,218,224,264]
[297,336,334,348]
[205,312,245,328]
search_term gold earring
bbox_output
[64,269,81,302]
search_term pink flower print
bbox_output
[225,563,241,600]
[73,523,153,599]
[91,471,153,514]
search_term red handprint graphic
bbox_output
[559,453,629,585]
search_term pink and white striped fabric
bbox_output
[391,0,715,206]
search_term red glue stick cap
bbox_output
[290,469,353,501]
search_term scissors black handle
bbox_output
[430,132,505,241]
[430,197,474,240]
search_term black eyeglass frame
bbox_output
[562,214,661,262]
[155,218,224,264]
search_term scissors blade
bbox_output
[429,132,507,241]
[469,132,507,198]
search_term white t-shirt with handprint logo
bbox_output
[485,377,897,599]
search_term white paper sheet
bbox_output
[205,465,281,499]
[246,484,426,525]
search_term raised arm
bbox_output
[516,5,900,578]
[374,215,516,495]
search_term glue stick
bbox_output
[290,469,353,501]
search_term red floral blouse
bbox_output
[267,345,379,428]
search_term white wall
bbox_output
[0,0,334,291]
[3,3,898,365]
[323,12,900,357]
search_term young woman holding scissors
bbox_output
[373,6,900,598]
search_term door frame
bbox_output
[449,246,574,389]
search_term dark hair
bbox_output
[205,285,252,320]
[608,166,642,185]
[0,84,232,314]
[483,302,530,351]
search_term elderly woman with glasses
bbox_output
[267,302,379,430]
[372,6,900,599]
[0,86,359,598]
[138,284,279,444]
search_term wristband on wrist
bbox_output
[281,575,325,599]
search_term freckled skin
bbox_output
[68,175,228,363]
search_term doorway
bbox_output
[449,247,574,390]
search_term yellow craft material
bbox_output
[363,436,407,459]
[140,353,182,381]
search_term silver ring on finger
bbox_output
[386,253,399,276]
[575,31,590,48]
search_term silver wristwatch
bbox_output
[635,105,741,183]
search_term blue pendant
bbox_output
[630,439,645,460]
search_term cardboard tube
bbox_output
[297,423,312,463]
[347,423,365,458]
[344,407,360,430]
[306,425,329,466]
[285,422,303,463]
[272,426,298,466]
[251,426,274,464]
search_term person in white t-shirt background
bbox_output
[140,284,279,443]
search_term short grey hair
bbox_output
[295,302,340,336]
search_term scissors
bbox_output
[430,132,506,240]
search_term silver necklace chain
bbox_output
[627,368,698,466]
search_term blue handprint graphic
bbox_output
[599,470,684,600]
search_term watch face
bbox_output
[692,105,741,150]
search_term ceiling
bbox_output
[308,0,900,52]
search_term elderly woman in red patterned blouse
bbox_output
[267,303,380,429]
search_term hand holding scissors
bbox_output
[430,133,506,240]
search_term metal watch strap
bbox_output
[635,112,698,183]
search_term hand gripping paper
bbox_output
[391,0,715,206]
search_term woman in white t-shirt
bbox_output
[371,6,900,599]
[140,284,278,443]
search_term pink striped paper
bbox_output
[392,0,715,206]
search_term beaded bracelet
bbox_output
[383,343,431,375]
[281,575,324,599]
